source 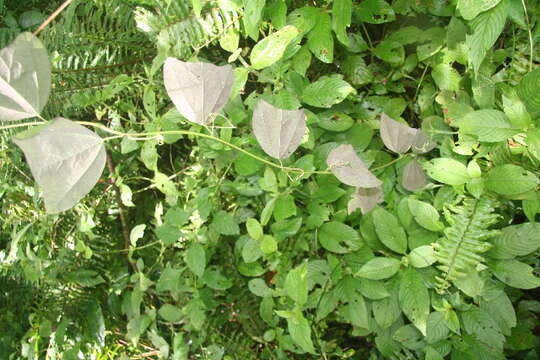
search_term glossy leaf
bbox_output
[163,58,234,125]
[13,118,106,214]
[326,144,382,187]
[402,159,427,191]
[250,25,299,70]
[379,113,417,153]
[0,32,51,121]
[347,186,383,214]
[252,99,306,159]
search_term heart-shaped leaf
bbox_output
[402,159,427,191]
[380,113,417,153]
[163,58,234,125]
[252,99,306,159]
[412,130,436,154]
[327,144,382,187]
[0,32,51,121]
[13,118,106,213]
[348,187,383,214]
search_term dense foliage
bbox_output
[1,0,540,359]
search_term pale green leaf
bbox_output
[250,25,299,70]
[432,64,461,91]
[159,304,182,322]
[426,158,469,185]
[399,268,430,335]
[356,257,401,280]
[407,199,443,232]
[246,218,264,240]
[0,32,51,121]
[453,110,518,142]
[485,164,539,196]
[130,225,146,247]
[457,0,502,20]
[13,118,106,214]
[285,263,308,305]
[408,245,437,268]
[287,311,316,353]
[302,75,354,108]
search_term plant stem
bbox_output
[521,0,534,71]
[33,0,75,36]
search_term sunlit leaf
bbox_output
[0,32,51,121]
[13,118,106,213]
[163,58,234,125]
[252,99,306,159]
[327,144,382,187]
[379,113,417,153]
[347,186,383,214]
[402,159,427,191]
[250,25,299,70]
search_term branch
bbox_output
[34,0,75,36]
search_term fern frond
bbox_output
[134,0,241,59]
[434,198,500,293]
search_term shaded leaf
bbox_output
[332,0,352,45]
[0,32,51,121]
[517,67,540,116]
[327,144,382,187]
[347,186,383,214]
[163,58,234,125]
[490,259,540,289]
[307,11,333,63]
[243,0,265,40]
[402,159,427,191]
[488,223,540,259]
[319,221,363,253]
[13,118,106,213]
[185,243,206,277]
[252,99,306,159]
[412,130,436,154]
[379,113,417,153]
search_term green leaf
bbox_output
[426,312,450,344]
[319,221,363,254]
[287,311,316,354]
[185,243,206,277]
[461,307,504,350]
[212,211,240,235]
[485,164,539,196]
[242,238,263,263]
[453,110,518,142]
[243,0,265,40]
[130,225,146,247]
[408,245,437,268]
[407,199,444,232]
[358,279,390,300]
[399,268,430,336]
[260,234,278,253]
[191,0,202,16]
[356,257,401,280]
[465,1,507,73]
[426,158,469,185]
[356,0,395,24]
[432,64,461,91]
[332,0,352,45]
[374,40,404,66]
[159,304,182,322]
[201,269,233,290]
[248,278,273,297]
[156,224,181,245]
[307,11,333,63]
[302,75,354,108]
[250,25,299,70]
[274,194,297,221]
[372,208,408,254]
[488,223,540,259]
[234,151,263,176]
[457,0,502,20]
[13,118,106,214]
[490,259,540,289]
[0,32,51,121]
[246,218,264,240]
[517,67,540,116]
[285,263,308,305]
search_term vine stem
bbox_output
[0,120,404,176]
[521,0,534,71]
[33,0,75,36]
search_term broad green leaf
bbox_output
[432,64,461,91]
[248,278,273,297]
[287,311,316,354]
[212,210,240,235]
[319,221,363,253]
[379,113,417,153]
[342,55,373,86]
[347,186,383,215]
[0,32,51,121]
[402,159,427,191]
[426,158,469,185]
[457,0,502,20]
[372,207,408,254]
[326,144,382,187]
[358,279,390,300]
[285,263,308,305]
[260,235,278,253]
[163,58,234,125]
[490,260,540,289]
[407,199,443,232]
[408,245,437,268]
[356,0,395,24]
[488,223,540,259]
[250,25,299,70]
[274,194,297,221]
[374,40,404,66]
[426,312,450,344]
[453,110,518,142]
[13,118,106,214]
[185,243,206,277]
[159,304,182,322]
[517,67,540,116]
[302,75,354,108]
[242,238,263,263]
[373,279,401,328]
[243,0,265,40]
[201,268,233,290]
[356,257,401,280]
[246,218,264,240]
[307,11,333,63]
[130,225,146,247]
[252,100,306,159]
[156,224,181,245]
[465,1,507,74]
[332,0,352,45]
[399,268,430,336]
[191,0,202,16]
[461,307,504,350]
[286,6,319,35]
[485,164,539,196]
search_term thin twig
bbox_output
[521,0,534,71]
[33,0,75,36]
